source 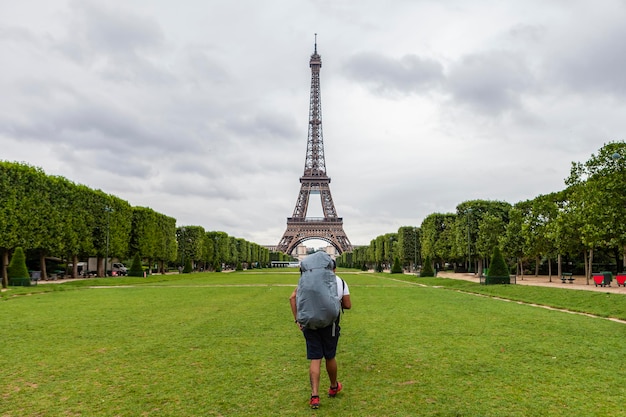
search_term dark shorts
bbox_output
[302,323,341,360]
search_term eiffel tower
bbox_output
[277,37,353,255]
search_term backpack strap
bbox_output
[335,278,346,328]
[340,278,345,313]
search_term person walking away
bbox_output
[289,253,351,409]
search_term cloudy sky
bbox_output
[2,0,626,248]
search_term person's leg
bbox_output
[325,357,337,387]
[309,359,322,396]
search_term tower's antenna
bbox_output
[314,33,317,54]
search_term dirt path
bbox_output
[435,271,626,294]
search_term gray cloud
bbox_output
[550,26,626,97]
[342,48,534,116]
[2,0,626,247]
[61,1,165,60]
[446,50,534,115]
[342,52,444,96]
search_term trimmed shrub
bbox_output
[391,257,403,274]
[183,258,193,273]
[420,256,435,277]
[485,246,510,284]
[8,247,30,286]
[128,253,144,277]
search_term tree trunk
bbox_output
[1,249,8,288]
[534,256,540,276]
[548,257,552,282]
[586,248,594,285]
[40,251,48,280]
[71,255,79,278]
[557,254,562,282]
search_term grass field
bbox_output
[1,270,625,416]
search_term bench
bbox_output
[30,271,41,286]
[616,274,626,287]
[560,273,574,283]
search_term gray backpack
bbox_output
[296,252,341,330]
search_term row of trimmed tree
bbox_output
[337,141,626,283]
[0,161,273,287]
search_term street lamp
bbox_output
[612,150,625,273]
[414,227,418,274]
[466,209,473,273]
[104,206,113,277]
[181,227,186,271]
[389,236,393,273]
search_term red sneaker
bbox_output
[310,395,320,409]
[328,382,343,397]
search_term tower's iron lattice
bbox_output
[277,38,352,255]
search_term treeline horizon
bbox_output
[3,140,626,286]
[0,161,293,287]
[337,141,626,283]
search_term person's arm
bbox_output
[341,294,351,310]
[289,288,300,322]
[337,276,352,310]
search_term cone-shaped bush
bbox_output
[486,246,510,284]
[391,257,403,274]
[420,256,435,277]
[8,247,30,286]
[129,253,144,277]
[487,246,508,277]
[183,257,193,273]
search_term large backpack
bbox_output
[296,252,341,330]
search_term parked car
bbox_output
[111,263,127,276]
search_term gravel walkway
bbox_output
[435,271,626,293]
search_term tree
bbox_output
[501,205,527,278]
[177,226,206,270]
[131,207,159,274]
[566,141,626,282]
[420,213,456,270]
[456,200,511,276]
[476,213,506,271]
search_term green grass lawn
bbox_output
[1,270,625,416]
